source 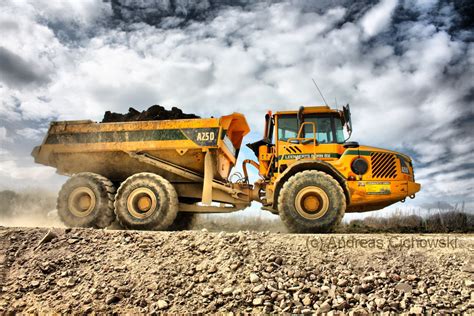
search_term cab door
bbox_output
[275,114,343,173]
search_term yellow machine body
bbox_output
[32,105,421,220]
[251,106,421,213]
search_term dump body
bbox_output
[33,113,249,183]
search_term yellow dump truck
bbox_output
[32,105,421,232]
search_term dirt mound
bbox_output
[0,227,472,314]
[102,105,199,123]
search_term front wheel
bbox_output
[114,173,178,230]
[278,170,346,233]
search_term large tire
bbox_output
[168,212,196,231]
[278,170,346,233]
[114,173,178,230]
[57,172,116,228]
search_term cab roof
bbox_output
[275,106,342,116]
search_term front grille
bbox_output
[370,152,397,179]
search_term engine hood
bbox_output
[344,145,413,163]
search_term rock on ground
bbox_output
[0,227,472,314]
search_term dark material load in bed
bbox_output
[102,105,199,123]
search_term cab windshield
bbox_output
[277,114,345,144]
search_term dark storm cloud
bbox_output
[0,47,50,88]
[110,0,473,38]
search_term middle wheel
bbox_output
[114,173,178,230]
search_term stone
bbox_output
[390,274,401,281]
[222,287,233,295]
[201,288,213,297]
[337,279,348,287]
[65,277,76,287]
[361,283,373,292]
[395,282,412,293]
[318,301,331,313]
[462,261,474,273]
[67,238,79,244]
[406,274,418,281]
[252,284,265,293]
[105,295,120,304]
[302,295,311,306]
[375,298,386,308]
[465,280,474,288]
[334,297,347,310]
[400,299,408,309]
[36,230,57,248]
[252,297,263,306]
[250,273,259,283]
[409,306,423,314]
[157,300,169,310]
[349,307,369,316]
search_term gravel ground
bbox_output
[0,227,473,314]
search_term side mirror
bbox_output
[343,104,352,133]
[343,104,353,141]
[297,106,304,130]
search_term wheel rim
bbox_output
[295,186,329,219]
[127,188,158,219]
[68,187,96,217]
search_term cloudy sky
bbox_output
[0,0,473,213]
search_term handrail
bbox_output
[286,122,317,145]
[285,121,318,159]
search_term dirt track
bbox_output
[0,227,473,314]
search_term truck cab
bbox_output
[247,105,421,232]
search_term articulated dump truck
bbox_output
[32,105,421,233]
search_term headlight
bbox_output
[399,157,410,174]
[351,157,369,175]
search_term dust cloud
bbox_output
[0,189,63,228]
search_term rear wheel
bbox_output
[57,172,116,228]
[114,173,178,230]
[278,170,346,233]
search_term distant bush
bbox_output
[338,210,474,233]
[191,213,288,233]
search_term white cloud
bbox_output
[0,127,6,142]
[0,160,56,181]
[360,0,399,38]
[0,0,472,208]
[16,128,47,141]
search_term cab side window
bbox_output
[277,115,298,141]
[304,117,334,143]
